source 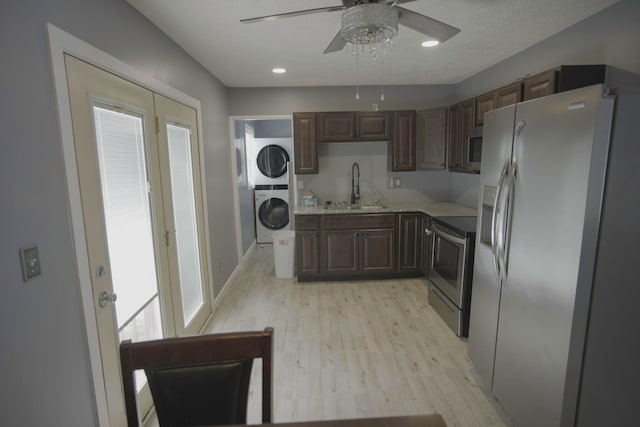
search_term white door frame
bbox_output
[47,23,213,426]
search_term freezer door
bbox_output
[468,105,516,388]
[492,85,614,427]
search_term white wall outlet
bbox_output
[390,177,401,188]
[297,179,304,190]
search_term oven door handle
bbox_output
[432,223,466,246]
[491,159,509,281]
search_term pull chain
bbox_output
[355,55,360,100]
[380,54,385,101]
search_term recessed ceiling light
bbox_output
[421,40,440,47]
[272,68,286,74]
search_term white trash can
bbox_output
[272,230,295,278]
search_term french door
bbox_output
[65,54,211,425]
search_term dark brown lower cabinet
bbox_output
[296,230,320,275]
[359,229,395,274]
[296,213,432,281]
[323,230,359,275]
[421,215,433,278]
[321,223,396,278]
[398,213,423,275]
[295,215,320,280]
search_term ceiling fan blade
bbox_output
[324,31,347,54]
[396,6,460,43]
[241,5,345,24]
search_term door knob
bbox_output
[98,291,117,308]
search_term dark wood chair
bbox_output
[119,327,273,427]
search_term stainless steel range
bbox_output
[428,216,477,337]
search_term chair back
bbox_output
[120,327,273,426]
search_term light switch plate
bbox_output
[20,245,41,282]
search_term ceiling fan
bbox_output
[240,0,461,54]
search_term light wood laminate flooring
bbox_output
[203,245,509,427]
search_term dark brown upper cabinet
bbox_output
[316,111,390,142]
[293,112,318,174]
[475,82,523,126]
[416,108,447,170]
[389,110,416,171]
[524,69,558,101]
[475,92,496,127]
[447,103,462,169]
[496,82,523,108]
[460,99,476,158]
[317,112,355,142]
[447,99,475,173]
[356,112,390,141]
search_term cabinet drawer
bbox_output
[295,215,319,230]
[322,214,395,230]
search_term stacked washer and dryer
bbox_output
[252,138,293,244]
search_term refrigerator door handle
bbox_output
[498,159,517,283]
[491,159,510,281]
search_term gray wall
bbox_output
[233,120,255,255]
[0,0,233,425]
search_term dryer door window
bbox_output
[258,197,289,230]
[257,145,289,178]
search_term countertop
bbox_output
[294,201,477,217]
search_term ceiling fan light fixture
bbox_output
[341,3,398,58]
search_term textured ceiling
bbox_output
[126,0,619,87]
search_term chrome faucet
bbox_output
[350,162,360,204]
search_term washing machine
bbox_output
[252,138,293,185]
[255,184,292,244]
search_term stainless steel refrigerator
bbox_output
[468,74,640,427]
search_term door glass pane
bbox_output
[166,123,204,325]
[93,106,163,339]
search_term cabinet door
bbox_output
[421,215,433,277]
[496,82,523,108]
[293,113,318,174]
[417,108,447,170]
[460,99,476,170]
[390,110,416,171]
[356,112,390,141]
[475,92,497,127]
[296,230,319,276]
[317,112,355,142]
[322,230,359,275]
[360,229,396,274]
[397,213,422,274]
[524,69,558,101]
[447,103,462,169]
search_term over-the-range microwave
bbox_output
[462,126,482,173]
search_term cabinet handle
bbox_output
[425,228,433,236]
